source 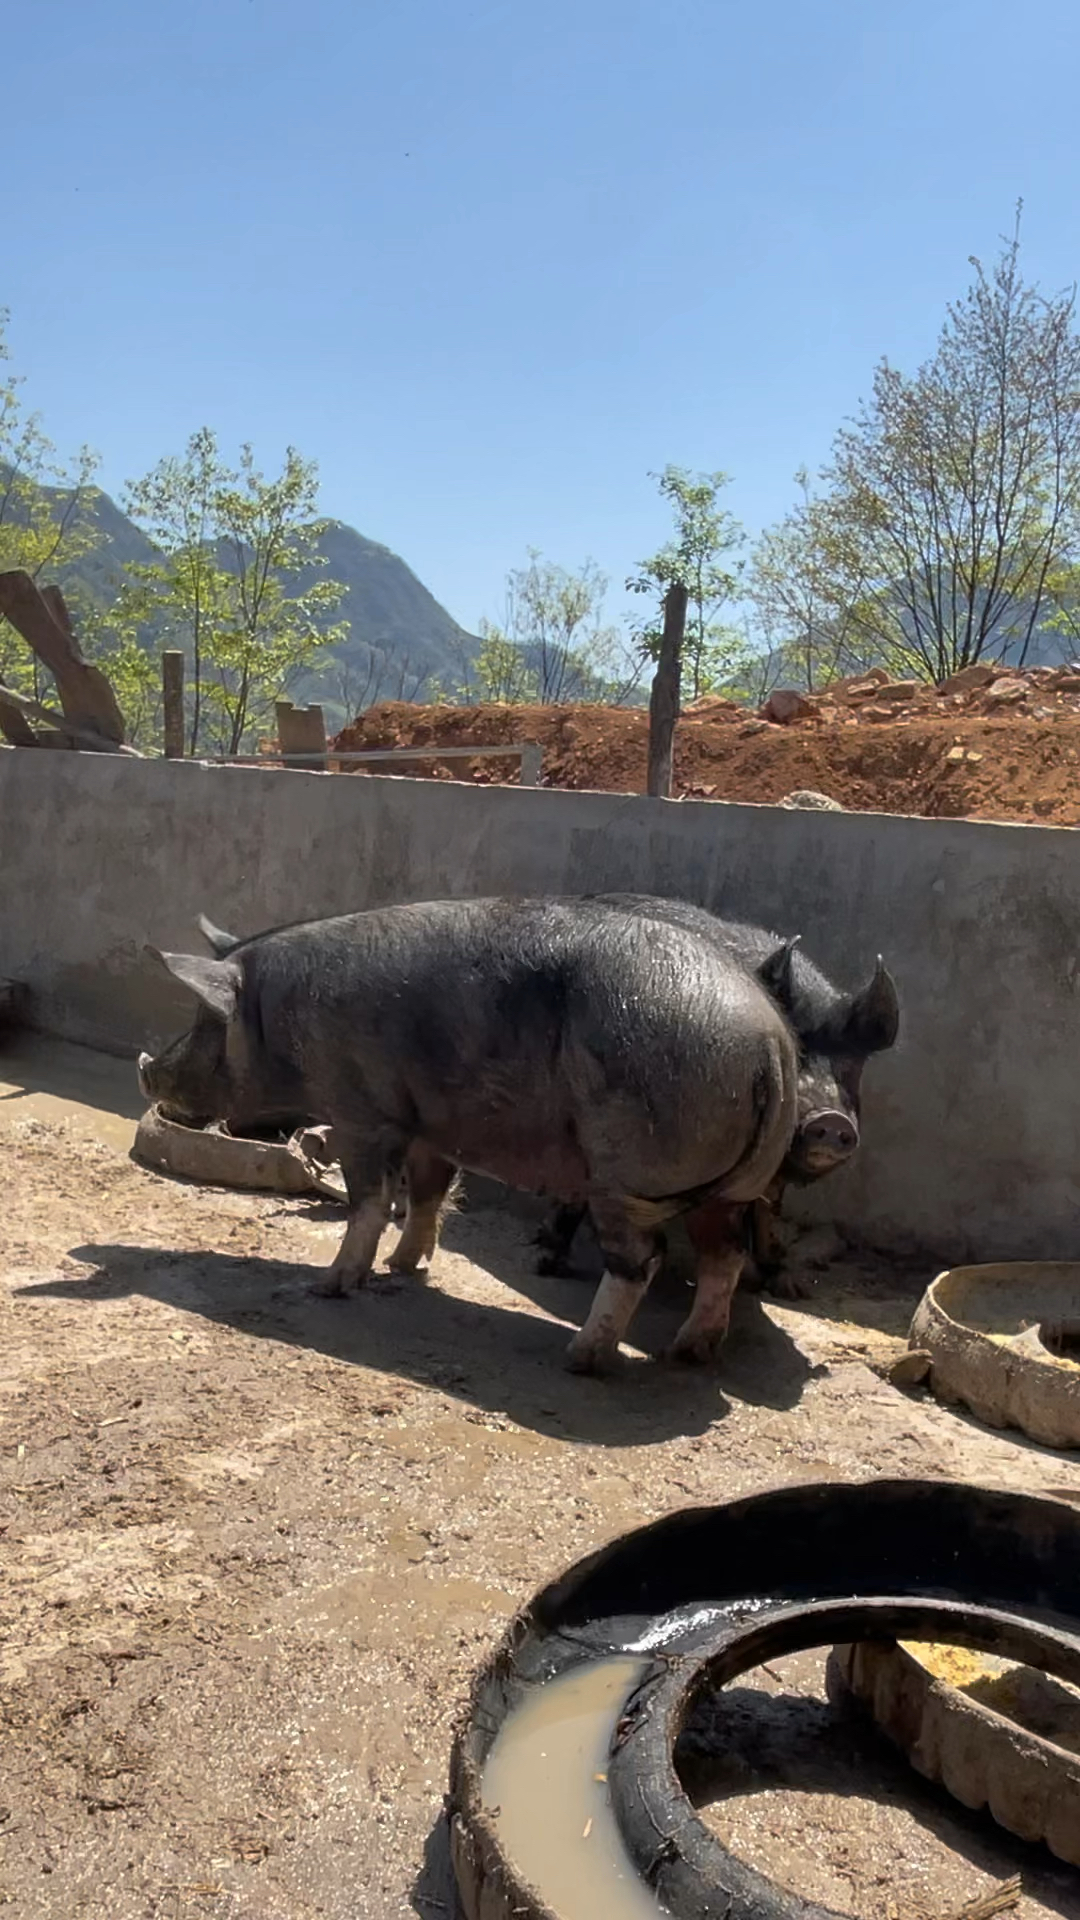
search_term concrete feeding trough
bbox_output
[908,1262,1080,1449]
[448,1481,1080,1920]
[133,1106,346,1200]
[828,1629,1080,1867]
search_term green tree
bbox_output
[77,598,163,751]
[464,551,635,705]
[748,470,881,690]
[209,445,346,752]
[628,466,747,701]
[471,620,538,703]
[0,310,99,701]
[119,427,226,753]
[761,210,1080,683]
[117,434,347,754]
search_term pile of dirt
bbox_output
[330,662,1080,824]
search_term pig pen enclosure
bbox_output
[3,749,1080,1919]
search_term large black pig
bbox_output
[533,894,899,1291]
[139,896,798,1373]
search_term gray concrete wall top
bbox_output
[2,745,1079,1263]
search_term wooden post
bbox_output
[162,652,185,758]
[646,582,686,798]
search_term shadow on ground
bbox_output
[0,1031,143,1119]
[22,1211,822,1449]
[413,1811,463,1920]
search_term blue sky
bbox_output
[6,0,1080,636]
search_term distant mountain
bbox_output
[285,520,480,716]
[35,483,480,723]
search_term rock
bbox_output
[682,695,741,715]
[846,681,893,703]
[738,718,773,737]
[761,688,815,725]
[887,1349,933,1388]
[866,679,921,703]
[839,667,891,694]
[984,678,1029,705]
[966,750,984,764]
[860,704,902,723]
[945,745,966,764]
[780,789,843,811]
[937,663,999,695]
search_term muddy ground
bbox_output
[2,1036,1079,1920]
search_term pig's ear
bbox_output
[837,957,900,1055]
[145,948,241,1020]
[756,934,801,1008]
[196,913,241,958]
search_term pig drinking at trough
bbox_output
[139,897,797,1373]
[533,894,900,1293]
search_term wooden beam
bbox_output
[0,570,126,748]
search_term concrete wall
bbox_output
[3,745,1080,1263]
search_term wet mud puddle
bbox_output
[481,1654,659,1919]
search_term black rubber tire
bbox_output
[607,1595,1080,1920]
[449,1482,1080,1920]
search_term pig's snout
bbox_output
[800,1108,859,1167]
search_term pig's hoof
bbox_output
[669,1330,727,1366]
[312,1267,365,1298]
[565,1335,621,1377]
[386,1251,425,1274]
[764,1270,813,1301]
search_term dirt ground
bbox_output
[3,1036,1080,1920]
[331,696,1080,824]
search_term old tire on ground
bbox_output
[827,1633,1080,1867]
[448,1480,1080,1920]
[910,1262,1080,1448]
[607,1598,1080,1918]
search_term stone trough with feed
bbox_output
[909,1261,1080,1449]
[133,1104,347,1200]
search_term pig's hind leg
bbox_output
[388,1145,457,1273]
[669,1197,747,1364]
[565,1197,663,1375]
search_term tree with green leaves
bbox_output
[117,433,347,754]
[628,466,747,702]
[465,551,636,705]
[118,426,224,753]
[754,211,1080,683]
[0,310,99,702]
[748,470,880,691]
